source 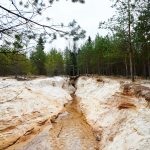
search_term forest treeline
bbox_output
[0,32,149,78]
[0,0,149,79]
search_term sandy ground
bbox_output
[76,76,150,150]
[0,76,150,150]
[48,98,98,150]
[6,98,98,150]
[0,77,74,150]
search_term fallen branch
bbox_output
[0,84,11,89]
[57,125,63,138]
[3,137,21,149]
[0,89,23,104]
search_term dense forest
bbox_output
[0,0,149,80]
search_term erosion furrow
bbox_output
[47,97,99,150]
[5,96,99,150]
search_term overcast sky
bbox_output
[42,0,115,51]
[0,0,114,51]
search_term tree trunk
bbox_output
[128,0,135,82]
[97,56,100,75]
[125,54,128,77]
[129,51,134,81]
[148,59,150,79]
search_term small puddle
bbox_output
[48,97,99,150]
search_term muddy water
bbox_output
[48,98,98,150]
[7,98,99,150]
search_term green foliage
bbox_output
[98,0,150,80]
[63,42,79,76]
[0,47,32,76]
[64,47,72,75]
[13,34,23,49]
[30,36,46,75]
[45,49,64,76]
[0,0,149,78]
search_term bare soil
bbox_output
[48,98,99,150]
[6,98,99,150]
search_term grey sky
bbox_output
[43,0,114,51]
[0,0,114,51]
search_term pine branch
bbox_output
[0,5,68,34]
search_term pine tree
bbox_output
[30,36,46,75]
[134,2,150,78]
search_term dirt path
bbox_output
[48,98,99,150]
[7,98,99,150]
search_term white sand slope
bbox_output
[0,76,150,150]
[76,76,150,150]
[0,77,74,150]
